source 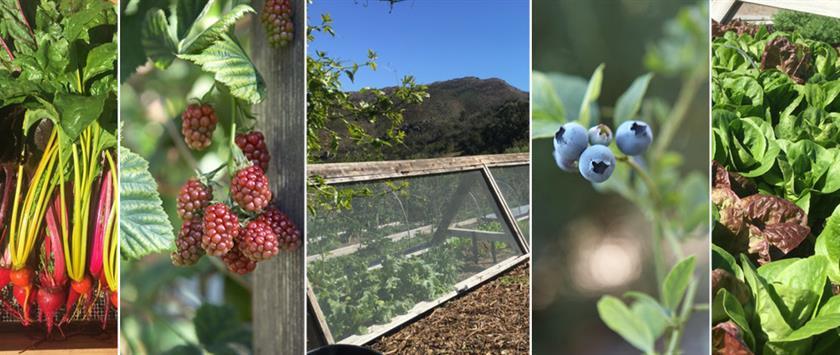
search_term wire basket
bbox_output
[0,286,115,323]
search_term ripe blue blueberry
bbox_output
[553,122,588,161]
[553,150,577,172]
[615,120,653,156]
[578,145,616,183]
[588,124,613,146]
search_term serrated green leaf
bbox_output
[179,4,254,54]
[141,9,178,70]
[83,42,116,84]
[614,73,653,126]
[176,0,210,39]
[597,296,654,353]
[661,255,695,311]
[178,35,265,104]
[579,63,604,128]
[119,146,176,260]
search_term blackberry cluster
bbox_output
[181,103,218,150]
[236,131,270,172]
[261,0,294,48]
[170,109,300,274]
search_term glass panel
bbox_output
[307,170,524,341]
[490,165,530,240]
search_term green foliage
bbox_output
[306,13,428,164]
[160,304,253,355]
[0,0,117,151]
[773,10,840,45]
[713,22,840,354]
[597,256,697,355]
[712,24,840,217]
[712,245,840,354]
[118,146,175,259]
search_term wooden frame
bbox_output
[306,154,529,347]
[711,0,840,22]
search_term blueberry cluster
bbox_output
[553,120,653,183]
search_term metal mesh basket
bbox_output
[0,287,115,323]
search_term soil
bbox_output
[369,262,529,354]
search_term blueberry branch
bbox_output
[616,155,660,204]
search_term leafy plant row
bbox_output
[712,21,840,354]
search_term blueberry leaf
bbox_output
[578,63,604,128]
[597,296,654,353]
[614,73,653,126]
[661,255,695,311]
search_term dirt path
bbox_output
[369,262,529,354]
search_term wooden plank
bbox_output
[482,166,530,253]
[0,322,117,353]
[742,0,840,19]
[711,0,740,22]
[251,0,305,353]
[339,254,530,345]
[306,285,334,346]
[309,153,528,183]
[447,227,509,243]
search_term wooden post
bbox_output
[250,0,305,353]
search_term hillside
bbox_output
[318,77,530,162]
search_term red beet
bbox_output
[36,283,66,335]
[0,266,9,288]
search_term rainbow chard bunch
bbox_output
[0,0,118,334]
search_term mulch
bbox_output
[369,262,529,354]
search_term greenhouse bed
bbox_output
[368,262,529,353]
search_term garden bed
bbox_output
[368,262,529,354]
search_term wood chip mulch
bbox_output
[369,262,529,354]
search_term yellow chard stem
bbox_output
[8,164,24,269]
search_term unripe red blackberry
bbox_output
[235,131,270,172]
[201,203,239,256]
[261,0,294,48]
[181,103,218,150]
[239,219,279,261]
[256,206,301,251]
[222,244,257,274]
[171,220,205,266]
[231,165,272,212]
[176,178,212,221]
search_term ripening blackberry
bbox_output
[201,203,239,256]
[235,131,270,172]
[239,219,279,261]
[171,220,205,266]
[177,178,212,221]
[256,206,301,251]
[181,103,218,150]
[261,0,294,48]
[231,165,272,212]
[222,244,257,274]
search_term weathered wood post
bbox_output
[250,0,305,353]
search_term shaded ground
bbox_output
[369,262,529,354]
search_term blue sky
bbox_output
[308,0,530,91]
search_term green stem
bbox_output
[618,155,661,205]
[651,215,666,287]
[665,279,698,355]
[652,67,705,158]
